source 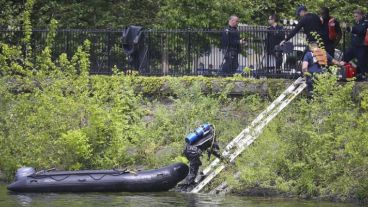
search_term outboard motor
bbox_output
[122,25,147,72]
[185,123,212,144]
[15,167,35,181]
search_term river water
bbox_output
[0,183,359,207]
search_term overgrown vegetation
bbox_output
[232,74,368,202]
[0,0,368,204]
[1,0,367,29]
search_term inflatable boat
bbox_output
[7,163,189,193]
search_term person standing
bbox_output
[340,9,368,80]
[319,7,342,57]
[221,15,244,75]
[265,14,285,72]
[280,5,326,45]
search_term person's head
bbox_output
[353,9,364,23]
[309,41,319,50]
[268,14,279,25]
[296,5,307,17]
[319,7,330,19]
[228,15,240,28]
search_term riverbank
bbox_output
[233,187,365,205]
[1,74,368,203]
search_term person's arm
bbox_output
[302,52,310,74]
[327,53,342,65]
[221,30,228,50]
[284,19,305,42]
[230,31,241,52]
[209,142,221,159]
[334,20,343,47]
[302,61,309,74]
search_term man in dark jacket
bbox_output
[221,15,244,75]
[265,14,285,72]
[319,7,342,57]
[280,5,326,45]
[340,9,368,80]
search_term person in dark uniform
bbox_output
[180,124,226,191]
[319,7,342,57]
[340,9,368,80]
[280,5,326,45]
[221,15,244,75]
[265,14,285,72]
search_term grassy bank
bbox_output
[1,71,368,203]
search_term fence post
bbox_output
[342,28,346,53]
[162,31,169,75]
[107,29,112,74]
[188,28,191,75]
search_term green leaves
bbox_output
[235,72,368,201]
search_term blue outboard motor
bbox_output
[185,123,212,144]
[15,167,35,181]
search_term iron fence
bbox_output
[0,27,347,78]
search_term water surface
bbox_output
[0,183,359,207]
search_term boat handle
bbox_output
[78,179,87,182]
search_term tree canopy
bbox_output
[0,0,367,29]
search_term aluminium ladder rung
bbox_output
[190,79,306,193]
[200,77,305,177]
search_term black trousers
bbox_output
[324,43,335,58]
[343,46,368,74]
[183,145,202,185]
[221,49,239,75]
[306,71,322,97]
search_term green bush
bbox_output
[234,73,368,202]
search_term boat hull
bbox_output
[7,163,189,193]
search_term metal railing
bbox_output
[0,27,347,78]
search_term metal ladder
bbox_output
[190,77,307,193]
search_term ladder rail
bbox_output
[223,77,304,151]
[190,82,306,193]
[229,82,306,162]
[201,77,305,176]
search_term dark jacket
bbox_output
[285,13,324,42]
[265,25,284,53]
[348,19,368,47]
[221,25,241,53]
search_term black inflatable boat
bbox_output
[7,163,189,193]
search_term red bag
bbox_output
[328,18,337,41]
[344,63,357,79]
[364,28,368,46]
